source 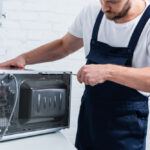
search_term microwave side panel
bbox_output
[17,73,71,132]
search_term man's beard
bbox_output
[105,0,131,21]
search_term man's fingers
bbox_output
[0,59,24,69]
[77,68,82,83]
[0,61,11,67]
[77,65,89,84]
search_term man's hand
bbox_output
[0,55,26,69]
[77,64,110,86]
[77,64,150,92]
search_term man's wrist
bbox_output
[104,64,116,81]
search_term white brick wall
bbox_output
[0,0,150,149]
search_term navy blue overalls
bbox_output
[75,5,150,150]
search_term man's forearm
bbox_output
[107,64,150,92]
[0,33,82,68]
[21,39,69,65]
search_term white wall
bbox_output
[0,0,149,149]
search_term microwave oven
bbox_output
[0,69,72,141]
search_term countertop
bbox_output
[0,132,76,150]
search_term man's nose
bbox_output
[102,4,110,12]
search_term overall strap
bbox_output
[92,10,104,40]
[128,5,150,54]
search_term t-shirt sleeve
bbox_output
[68,8,86,38]
[68,1,101,38]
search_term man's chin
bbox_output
[105,15,115,20]
[106,14,122,21]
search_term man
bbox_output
[0,0,150,149]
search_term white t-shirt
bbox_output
[68,0,150,97]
